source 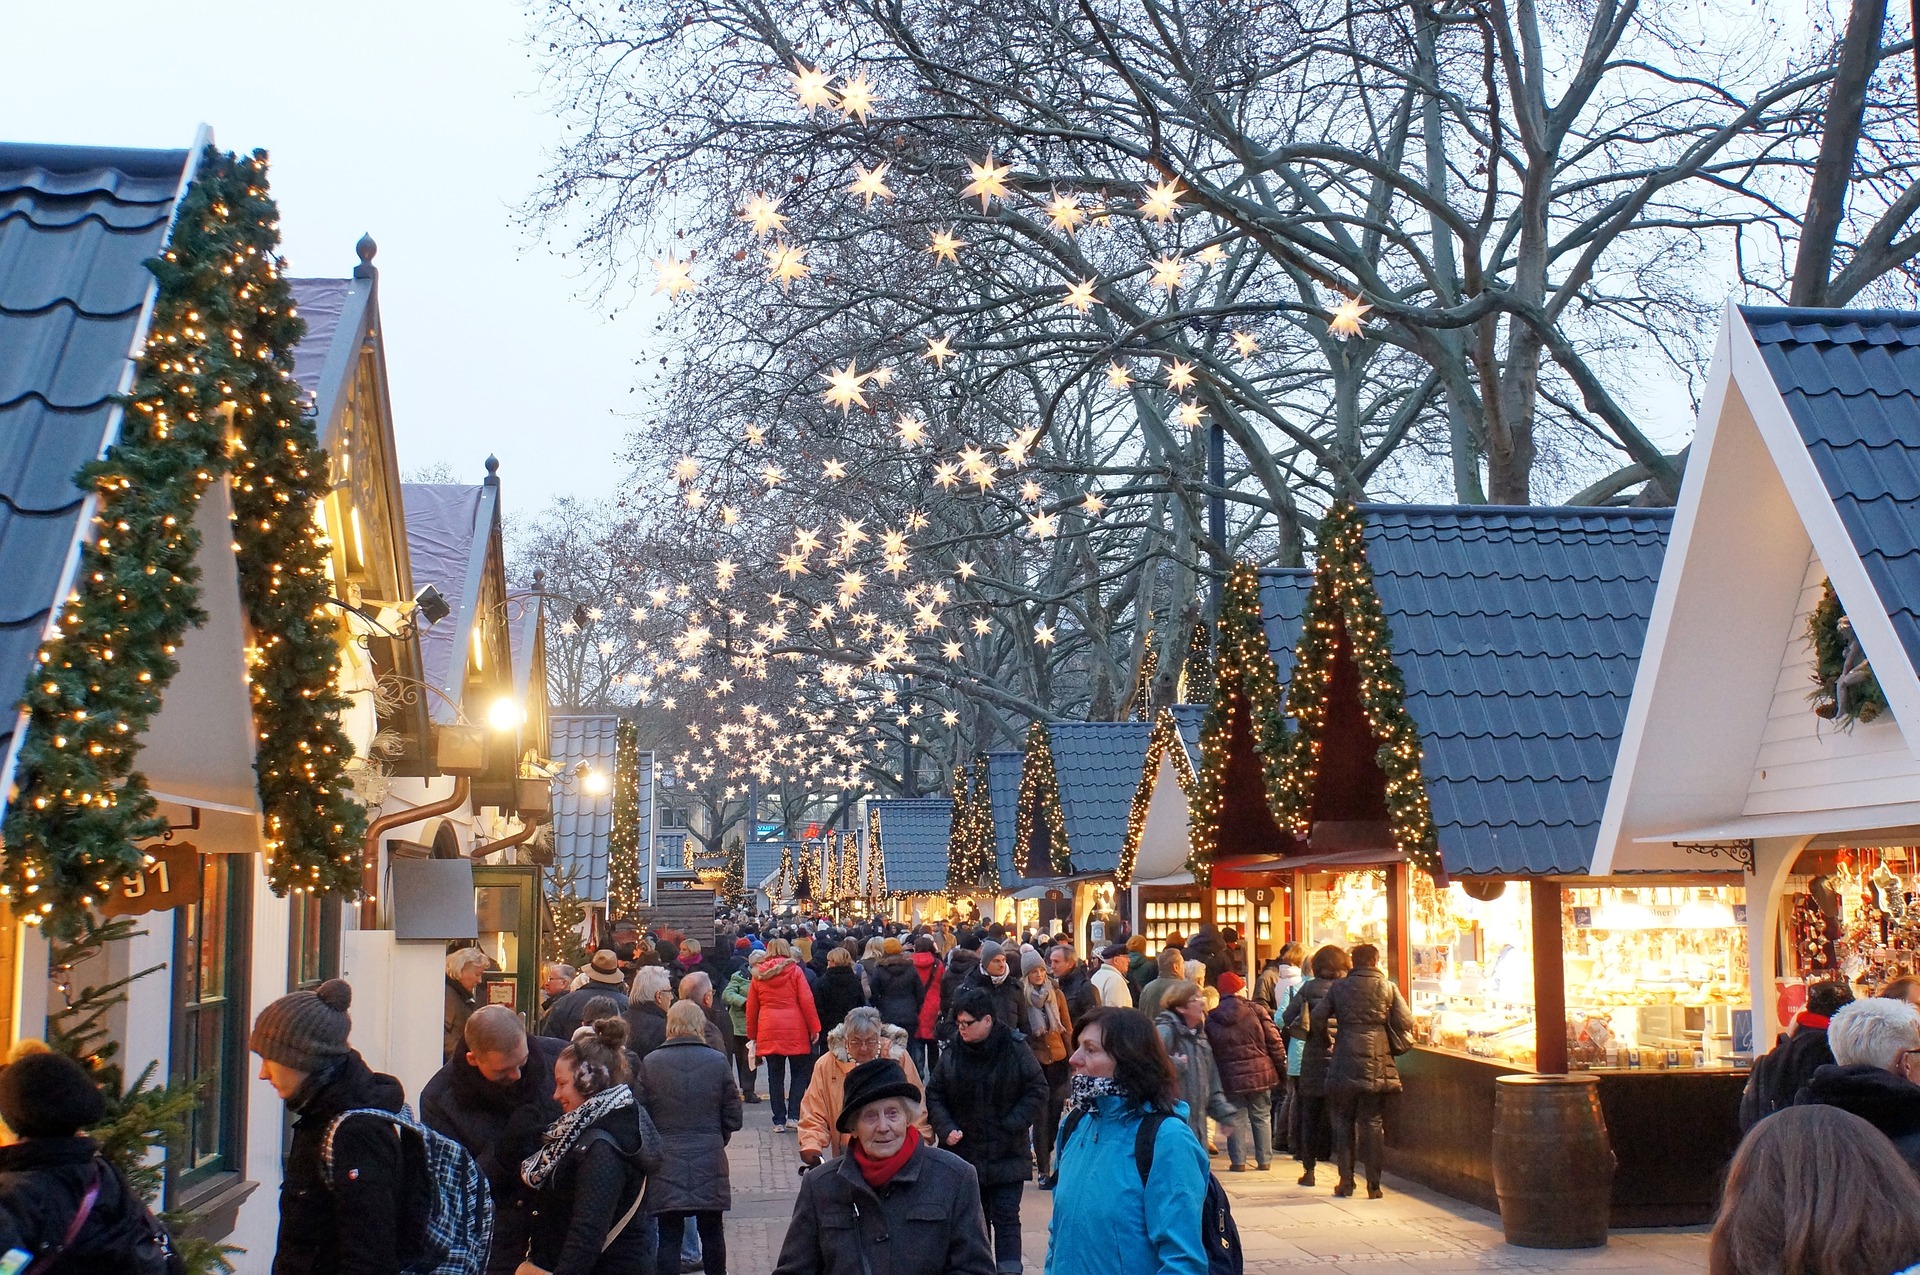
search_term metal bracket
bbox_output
[1674,839,1757,874]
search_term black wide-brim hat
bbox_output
[836,1057,923,1134]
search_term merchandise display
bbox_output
[1779,846,1920,990]
[1141,892,1204,944]
[1299,869,1391,968]
[1212,887,1273,943]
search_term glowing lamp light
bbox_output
[581,768,612,796]
[487,696,524,732]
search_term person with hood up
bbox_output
[1794,995,1920,1173]
[541,951,633,1041]
[813,949,868,1039]
[941,936,983,1032]
[622,967,673,1062]
[640,1002,741,1275]
[1020,950,1074,1181]
[1281,944,1348,1185]
[1152,982,1236,1150]
[1044,1007,1209,1275]
[422,1006,566,1274]
[797,1009,932,1166]
[721,955,759,1102]
[910,936,945,1075]
[747,939,822,1133]
[1204,970,1289,1171]
[926,987,1049,1274]
[448,947,487,1062]
[521,1015,658,1274]
[1313,943,1413,1198]
[1741,978,1855,1131]
[0,1046,184,1274]
[252,978,423,1274]
[960,941,1026,1042]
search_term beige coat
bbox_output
[797,1022,932,1160]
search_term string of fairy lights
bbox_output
[1013,720,1073,876]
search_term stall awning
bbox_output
[1218,847,1406,875]
[1634,801,1920,846]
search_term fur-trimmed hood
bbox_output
[826,1019,911,1063]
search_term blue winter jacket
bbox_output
[1044,1093,1210,1275]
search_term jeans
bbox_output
[655,1211,725,1275]
[908,1036,935,1077]
[1033,1059,1071,1177]
[730,1037,757,1097]
[1295,1092,1332,1170]
[978,1179,1024,1272]
[1331,1091,1387,1188]
[1224,1087,1275,1168]
[765,1052,814,1126]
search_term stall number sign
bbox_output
[103,844,202,918]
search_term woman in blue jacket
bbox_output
[1044,1007,1210,1275]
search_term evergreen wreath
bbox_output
[3,148,364,935]
[1188,562,1291,886]
[1806,578,1889,726]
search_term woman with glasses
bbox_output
[796,1007,930,1167]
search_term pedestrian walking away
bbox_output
[1136,946,1189,1023]
[639,1001,742,1275]
[1281,944,1348,1185]
[0,1046,184,1274]
[520,1015,660,1275]
[1045,1006,1210,1275]
[1312,943,1412,1199]
[1205,969,1288,1171]
[771,1057,995,1275]
[813,948,867,1040]
[798,1010,931,1167]
[1739,978,1853,1131]
[926,986,1049,1274]
[422,1004,566,1274]
[623,967,673,1061]
[747,940,822,1132]
[911,936,945,1076]
[724,952,762,1101]
[680,971,735,1056]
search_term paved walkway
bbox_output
[723,1098,1710,1273]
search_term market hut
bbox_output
[1595,305,1920,1046]
[866,797,954,923]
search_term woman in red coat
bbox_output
[747,940,822,1132]
[912,937,944,1077]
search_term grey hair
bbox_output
[843,1006,884,1037]
[543,962,576,985]
[629,965,672,1008]
[678,971,713,1003]
[447,947,486,978]
[1830,998,1920,1072]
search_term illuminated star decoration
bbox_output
[765,242,810,290]
[672,455,700,483]
[837,72,878,122]
[652,254,696,299]
[740,193,787,238]
[822,361,870,414]
[849,162,892,205]
[1034,622,1057,646]
[961,154,1012,210]
[925,334,955,367]
[792,61,836,111]
[1231,330,1259,357]
[822,457,848,481]
[928,230,962,263]
[1166,360,1197,391]
[894,414,927,446]
[1108,361,1133,389]
[1083,491,1106,515]
[1140,178,1185,222]
[1177,401,1206,428]
[1062,279,1098,313]
[1150,253,1187,292]
[1197,243,1226,265]
[971,615,992,635]
[1329,293,1373,340]
[1028,511,1059,539]
[1047,191,1085,233]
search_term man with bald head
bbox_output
[421,1004,565,1274]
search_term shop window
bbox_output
[1299,869,1391,964]
[1140,892,1203,945]
[172,853,251,1193]
[288,893,341,991]
[1212,888,1273,943]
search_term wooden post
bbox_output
[1387,861,1411,995]
[1532,879,1569,1075]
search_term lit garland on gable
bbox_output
[944,763,974,898]
[1014,720,1072,875]
[865,805,889,900]
[1275,501,1441,878]
[1187,562,1290,887]
[776,842,794,897]
[1117,707,1198,889]
[607,719,641,917]
[2,148,364,933]
[968,761,1000,892]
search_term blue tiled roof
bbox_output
[549,715,620,901]
[1742,307,1920,679]
[745,840,785,891]
[1357,504,1671,875]
[1169,703,1206,767]
[0,143,188,795]
[985,750,1024,888]
[1259,568,1314,688]
[1048,721,1155,873]
[869,798,953,893]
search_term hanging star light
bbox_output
[941,640,964,662]
[932,461,960,489]
[1330,293,1373,340]
[762,463,786,488]
[822,458,848,481]
[1150,253,1187,291]
[1062,279,1098,313]
[971,615,993,635]
[894,414,927,446]
[1020,478,1043,502]
[1046,191,1086,232]
[961,154,1012,210]
[924,335,955,367]
[1197,243,1226,265]
[849,162,892,205]
[765,241,810,290]
[822,360,870,414]
[653,254,697,299]
[1028,511,1059,539]
[928,230,962,263]
[740,193,788,238]
[792,61,836,110]
[1166,360,1197,391]
[672,456,700,483]
[1083,491,1106,515]
[1177,401,1207,428]
[715,559,738,588]
[837,72,878,122]
[1108,361,1133,389]
[1003,427,1038,466]
[780,552,809,579]
[1034,621,1057,645]
[836,518,869,552]
[1231,330,1260,357]
[745,424,767,445]
[837,570,867,604]
[719,504,740,526]
[955,560,977,580]
[685,488,708,509]
[1140,178,1185,222]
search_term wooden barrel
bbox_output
[1491,1074,1614,1248]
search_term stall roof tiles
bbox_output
[1742,307,1920,681]
[745,840,785,891]
[1356,503,1671,876]
[549,715,621,902]
[870,798,953,893]
[0,142,188,801]
[1260,568,1314,683]
[1048,721,1156,874]
[985,749,1025,889]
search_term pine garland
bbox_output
[1188,563,1292,886]
[865,807,889,899]
[1275,501,1441,878]
[944,764,974,899]
[607,719,641,917]
[1015,720,1073,875]
[3,148,362,935]
[1118,708,1198,890]
[968,760,1000,892]
[1807,578,1889,725]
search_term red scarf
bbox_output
[1796,1012,1831,1031]
[851,1126,921,1188]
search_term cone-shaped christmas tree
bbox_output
[1016,721,1072,876]
[1188,564,1292,885]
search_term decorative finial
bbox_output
[354,233,378,280]
[532,567,546,589]
[484,455,500,486]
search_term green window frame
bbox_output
[170,852,251,1195]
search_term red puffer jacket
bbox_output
[912,950,944,1041]
[1205,992,1290,1097]
[746,956,820,1056]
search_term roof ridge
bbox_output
[1355,501,1675,521]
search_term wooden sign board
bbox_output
[102,844,203,918]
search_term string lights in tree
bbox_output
[1275,501,1441,878]
[967,761,999,892]
[944,763,975,899]
[2,147,364,935]
[1117,708,1198,889]
[1014,720,1072,875]
[607,719,641,918]
[1188,562,1290,887]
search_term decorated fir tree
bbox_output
[944,763,974,898]
[1188,564,1291,885]
[1181,619,1216,703]
[1015,721,1072,875]
[968,758,1000,892]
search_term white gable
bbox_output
[1133,751,1192,881]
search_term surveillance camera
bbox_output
[414,584,451,627]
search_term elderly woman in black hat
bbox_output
[771,1058,994,1275]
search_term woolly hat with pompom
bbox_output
[250,978,353,1074]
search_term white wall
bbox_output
[229,856,293,1271]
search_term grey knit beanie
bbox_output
[250,977,353,1073]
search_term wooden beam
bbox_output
[1387,861,1411,995]
[1532,879,1569,1075]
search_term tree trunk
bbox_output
[1791,0,1889,305]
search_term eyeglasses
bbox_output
[955,1016,981,1029]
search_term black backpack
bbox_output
[1053,1108,1243,1275]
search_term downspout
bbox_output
[360,776,471,927]
[476,819,539,861]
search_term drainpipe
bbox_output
[360,776,471,927]
[476,819,539,862]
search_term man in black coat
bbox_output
[1741,978,1854,1131]
[926,986,1048,1274]
[421,1005,565,1275]
[1048,945,1096,1028]
[537,949,632,1040]
[1795,995,1920,1173]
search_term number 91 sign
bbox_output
[101,844,203,918]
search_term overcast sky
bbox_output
[6,2,655,516]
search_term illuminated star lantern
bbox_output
[837,571,867,605]
[837,72,878,123]
[740,193,787,238]
[894,414,927,446]
[849,162,892,206]
[971,615,993,635]
[880,528,909,556]
[1140,178,1185,222]
[1177,400,1206,428]
[1028,511,1059,539]
[1231,330,1259,358]
[780,552,809,579]
[1020,478,1043,502]
[1150,253,1187,292]
[653,254,696,299]
[961,154,1012,211]
[942,641,964,662]
[745,424,767,445]
[715,559,738,588]
[822,360,870,414]
[932,461,960,489]
[905,509,929,531]
[1329,293,1373,340]
[955,559,977,580]
[1034,621,1057,646]
[836,518,869,553]
[1197,243,1226,265]
[1062,279,1098,313]
[1107,361,1133,389]
[822,457,848,481]
[1166,360,1197,391]
[765,241,810,291]
[685,488,707,509]
[928,230,962,263]
[792,61,836,111]
[1083,491,1106,515]
[1004,427,1038,466]
[720,504,740,526]
[1046,191,1085,233]
[672,455,700,483]
[762,463,786,488]
[925,335,955,368]
[794,527,822,555]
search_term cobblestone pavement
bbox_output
[723,1096,1709,1274]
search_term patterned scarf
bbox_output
[1026,976,1066,1038]
[520,1083,634,1189]
[1062,1073,1126,1121]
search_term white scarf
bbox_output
[521,1083,635,1189]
